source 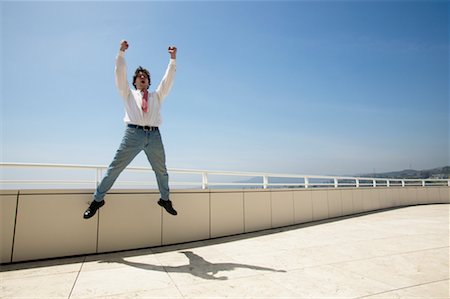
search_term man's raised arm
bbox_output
[115,40,131,99]
[155,46,177,103]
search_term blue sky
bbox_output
[1,0,448,176]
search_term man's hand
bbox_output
[168,46,177,59]
[120,40,129,52]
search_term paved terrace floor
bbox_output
[1,204,449,299]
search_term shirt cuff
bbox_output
[118,51,125,57]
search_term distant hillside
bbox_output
[228,166,449,188]
[357,166,449,179]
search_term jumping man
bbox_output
[84,40,178,219]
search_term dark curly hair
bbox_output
[132,66,151,89]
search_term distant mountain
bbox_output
[357,166,449,179]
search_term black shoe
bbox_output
[83,200,105,219]
[158,199,177,216]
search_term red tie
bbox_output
[142,89,148,112]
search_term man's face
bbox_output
[134,71,150,90]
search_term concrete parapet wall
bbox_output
[1,187,449,264]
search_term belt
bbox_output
[127,124,159,131]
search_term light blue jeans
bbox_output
[94,126,170,202]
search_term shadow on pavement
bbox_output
[99,250,286,281]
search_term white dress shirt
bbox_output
[115,51,176,126]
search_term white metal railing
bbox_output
[0,162,449,190]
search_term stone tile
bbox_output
[1,271,77,298]
[326,233,448,262]
[70,265,174,298]
[230,249,292,272]
[265,264,394,298]
[336,248,449,289]
[86,285,184,299]
[178,275,301,298]
[154,243,229,261]
[362,279,449,299]
[0,256,84,280]
[205,237,278,258]
[82,249,162,272]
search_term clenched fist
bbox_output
[168,46,177,59]
[120,40,129,52]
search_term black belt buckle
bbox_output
[143,126,152,131]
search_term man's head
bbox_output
[133,66,151,90]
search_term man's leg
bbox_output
[144,130,170,200]
[84,127,144,219]
[94,127,145,202]
[144,129,177,215]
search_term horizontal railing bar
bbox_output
[267,183,306,186]
[1,180,94,184]
[1,162,449,189]
[205,183,264,186]
[0,162,396,181]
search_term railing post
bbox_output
[304,177,309,189]
[263,175,268,189]
[386,179,390,187]
[401,180,405,187]
[334,178,338,188]
[448,180,450,187]
[201,172,208,189]
[373,179,376,187]
[422,180,426,187]
[356,179,360,188]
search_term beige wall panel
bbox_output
[385,187,397,208]
[1,194,18,264]
[406,188,418,206]
[391,188,400,206]
[372,189,381,210]
[210,192,244,238]
[293,190,313,224]
[384,188,396,208]
[271,191,294,228]
[439,187,449,203]
[352,189,364,214]
[397,188,408,206]
[327,189,343,218]
[311,190,328,221]
[426,187,440,204]
[361,190,370,212]
[162,193,210,245]
[340,190,354,216]
[97,193,161,253]
[378,188,388,209]
[244,191,271,233]
[362,189,380,212]
[13,194,97,262]
[416,188,427,205]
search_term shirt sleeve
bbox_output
[155,59,176,103]
[115,51,131,100]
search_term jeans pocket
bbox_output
[125,127,137,135]
[123,127,140,144]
